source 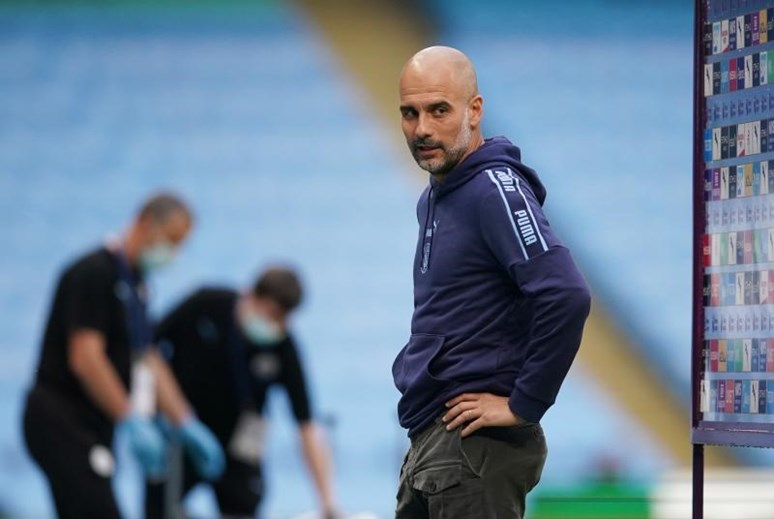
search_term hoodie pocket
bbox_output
[392,334,447,394]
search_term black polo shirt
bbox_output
[155,288,312,444]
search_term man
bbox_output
[23,193,225,518]
[145,266,338,519]
[392,46,592,518]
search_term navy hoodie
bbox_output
[392,136,591,437]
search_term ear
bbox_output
[468,95,484,128]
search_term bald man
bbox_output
[392,46,591,518]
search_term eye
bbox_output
[400,108,417,120]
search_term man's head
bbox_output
[130,193,193,271]
[399,46,484,180]
[238,266,304,346]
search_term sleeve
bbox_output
[279,337,313,424]
[479,169,592,423]
[65,262,112,336]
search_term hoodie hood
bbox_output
[430,136,547,205]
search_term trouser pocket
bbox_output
[414,462,490,519]
[412,462,461,495]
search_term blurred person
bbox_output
[392,46,592,518]
[145,266,338,519]
[22,193,225,518]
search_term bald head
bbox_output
[400,46,479,101]
[399,46,484,180]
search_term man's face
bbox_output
[146,210,191,250]
[399,73,477,178]
[138,210,192,272]
[247,295,287,331]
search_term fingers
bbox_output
[442,400,476,423]
[461,417,485,438]
[445,407,479,431]
[445,393,480,408]
[443,393,504,433]
[443,393,488,431]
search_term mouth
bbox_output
[415,145,440,158]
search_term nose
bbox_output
[415,112,432,140]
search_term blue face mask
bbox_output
[241,312,284,347]
[139,242,177,272]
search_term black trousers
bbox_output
[23,386,121,519]
[395,418,547,519]
[145,453,263,519]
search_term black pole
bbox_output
[691,0,706,516]
[692,443,704,519]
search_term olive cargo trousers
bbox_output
[395,418,547,519]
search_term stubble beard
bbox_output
[415,114,472,179]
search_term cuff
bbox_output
[508,387,549,424]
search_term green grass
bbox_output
[530,482,651,519]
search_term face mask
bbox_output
[241,312,284,347]
[139,242,177,272]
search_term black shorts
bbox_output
[145,453,264,519]
[23,386,121,519]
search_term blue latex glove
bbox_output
[117,414,166,477]
[177,417,225,481]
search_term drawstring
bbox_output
[420,188,435,274]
